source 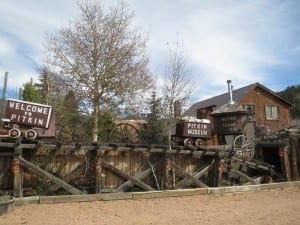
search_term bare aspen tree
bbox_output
[163,42,194,146]
[45,0,152,142]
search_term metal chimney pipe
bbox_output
[227,80,234,104]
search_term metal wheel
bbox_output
[195,139,204,147]
[25,129,38,140]
[233,135,254,160]
[109,123,140,143]
[184,138,193,146]
[9,128,21,138]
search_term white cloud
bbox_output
[0,36,15,56]
[0,0,299,101]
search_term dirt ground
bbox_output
[1,187,299,225]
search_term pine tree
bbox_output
[278,85,300,119]
[98,110,115,142]
[140,91,164,144]
[22,78,40,102]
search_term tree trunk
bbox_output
[92,101,99,142]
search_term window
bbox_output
[265,105,279,120]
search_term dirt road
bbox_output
[1,187,299,225]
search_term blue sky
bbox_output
[0,0,299,103]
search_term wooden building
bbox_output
[185,82,294,136]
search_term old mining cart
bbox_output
[0,99,54,140]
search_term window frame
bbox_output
[265,105,279,120]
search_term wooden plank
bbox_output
[150,148,164,153]
[179,150,192,155]
[18,157,83,195]
[116,147,131,151]
[39,192,133,204]
[100,146,114,151]
[133,188,208,200]
[40,194,104,204]
[98,157,156,191]
[133,147,148,152]
[198,145,232,151]
[193,151,204,159]
[166,149,178,154]
[0,152,13,156]
[0,142,14,148]
[15,196,40,206]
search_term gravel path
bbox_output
[1,187,299,225]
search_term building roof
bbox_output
[184,82,293,117]
[210,102,248,115]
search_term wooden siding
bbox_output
[241,86,291,133]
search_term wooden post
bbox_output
[95,150,102,194]
[283,145,291,181]
[290,137,299,180]
[208,158,219,187]
[165,157,173,189]
[12,138,23,197]
[217,159,224,187]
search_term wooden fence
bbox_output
[0,139,228,197]
[1,129,299,198]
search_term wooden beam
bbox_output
[114,159,163,192]
[231,157,274,171]
[114,167,153,192]
[98,157,155,192]
[168,161,208,188]
[0,140,232,157]
[47,164,86,193]
[13,138,23,197]
[230,168,259,185]
[176,160,215,188]
[18,157,83,195]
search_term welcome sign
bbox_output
[5,99,53,129]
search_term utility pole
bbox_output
[1,72,8,124]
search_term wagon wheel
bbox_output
[109,123,140,143]
[233,135,254,160]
